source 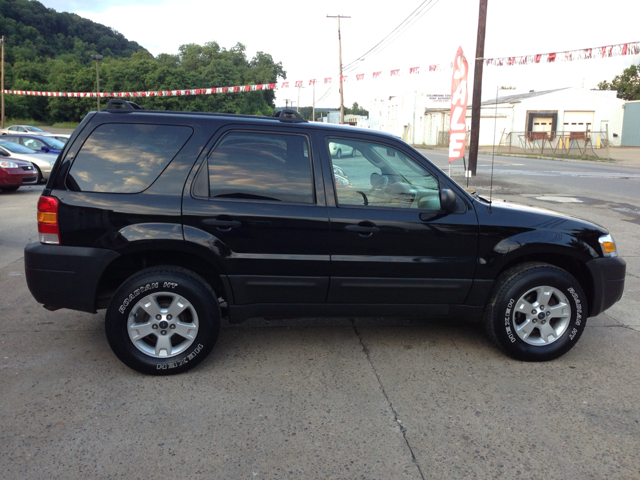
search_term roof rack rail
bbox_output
[272,109,307,123]
[106,99,145,111]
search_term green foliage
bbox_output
[0,0,145,63]
[598,63,640,101]
[0,0,286,123]
[344,101,369,117]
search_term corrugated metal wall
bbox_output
[621,101,640,146]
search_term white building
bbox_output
[365,93,451,143]
[367,87,626,147]
[422,87,626,147]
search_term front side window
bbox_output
[66,123,192,193]
[327,137,441,210]
[22,138,44,150]
[206,131,314,204]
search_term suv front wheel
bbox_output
[105,266,221,375]
[483,262,588,361]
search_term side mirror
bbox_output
[440,188,457,213]
[0,150,9,157]
[41,146,50,152]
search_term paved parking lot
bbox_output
[1,181,639,479]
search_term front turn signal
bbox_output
[598,234,617,258]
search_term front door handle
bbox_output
[202,218,241,230]
[345,223,380,237]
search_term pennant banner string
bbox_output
[4,41,638,97]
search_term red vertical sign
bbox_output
[449,46,469,162]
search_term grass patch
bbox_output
[412,144,436,150]
[50,122,79,129]
[493,152,613,162]
[4,119,79,130]
[4,118,51,127]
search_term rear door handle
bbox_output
[202,218,241,230]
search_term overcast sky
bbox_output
[39,0,640,108]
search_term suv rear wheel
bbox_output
[105,266,220,375]
[483,262,587,361]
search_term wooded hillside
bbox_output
[0,0,286,122]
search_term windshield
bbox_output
[0,140,41,154]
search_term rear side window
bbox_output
[205,131,314,204]
[66,123,192,193]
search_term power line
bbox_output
[343,0,441,73]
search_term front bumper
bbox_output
[24,243,120,313]
[0,168,38,186]
[586,256,626,317]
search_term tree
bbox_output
[598,63,640,100]
[344,101,368,117]
[1,3,286,122]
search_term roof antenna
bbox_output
[488,86,499,213]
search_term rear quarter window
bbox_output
[66,123,193,193]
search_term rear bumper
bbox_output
[24,243,119,313]
[586,256,626,317]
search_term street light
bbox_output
[90,54,103,110]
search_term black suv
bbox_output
[24,100,626,375]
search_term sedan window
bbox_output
[0,140,41,154]
[23,138,44,150]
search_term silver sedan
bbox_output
[0,141,57,183]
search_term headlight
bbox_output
[49,161,55,166]
[0,161,19,168]
[598,234,617,258]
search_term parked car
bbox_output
[24,101,625,375]
[1,134,65,154]
[41,133,71,144]
[329,141,354,158]
[0,141,56,183]
[0,125,51,135]
[0,158,38,191]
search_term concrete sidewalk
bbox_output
[478,145,640,167]
[420,145,640,167]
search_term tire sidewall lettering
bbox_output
[118,282,159,314]
[155,343,204,370]
[504,298,517,343]
[567,286,583,328]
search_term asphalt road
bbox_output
[1,165,639,479]
[421,149,640,203]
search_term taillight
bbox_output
[37,196,60,245]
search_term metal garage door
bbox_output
[531,116,554,133]
[563,111,594,132]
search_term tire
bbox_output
[336,149,342,159]
[0,185,20,192]
[105,266,221,375]
[33,165,43,184]
[483,262,587,361]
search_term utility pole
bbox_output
[312,80,316,122]
[297,84,301,112]
[468,0,488,177]
[90,54,104,110]
[1,36,5,129]
[327,15,350,124]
